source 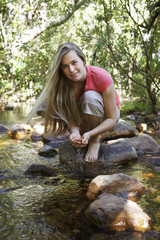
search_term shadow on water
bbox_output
[0,104,160,240]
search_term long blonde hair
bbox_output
[28,42,86,136]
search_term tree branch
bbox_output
[25,0,90,42]
[102,0,148,90]
[149,1,160,12]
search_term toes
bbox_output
[84,156,97,162]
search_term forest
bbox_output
[0,0,160,114]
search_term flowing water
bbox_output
[0,104,160,240]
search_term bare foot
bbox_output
[84,137,100,162]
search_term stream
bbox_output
[0,103,160,240]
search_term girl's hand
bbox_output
[69,132,81,145]
[81,132,91,145]
[69,132,87,148]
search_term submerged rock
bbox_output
[24,163,57,176]
[0,124,9,133]
[86,173,145,201]
[85,193,151,232]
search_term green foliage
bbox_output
[0,0,159,114]
[120,99,151,115]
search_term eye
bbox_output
[61,65,67,70]
[72,60,77,65]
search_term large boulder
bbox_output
[85,193,151,232]
[86,173,145,201]
[101,119,139,140]
[108,133,160,153]
[59,140,137,169]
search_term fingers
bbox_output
[81,133,90,145]
[71,141,87,148]
[69,132,89,148]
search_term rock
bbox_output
[8,123,31,140]
[85,193,151,232]
[155,116,160,123]
[10,123,31,132]
[42,133,66,147]
[38,144,57,157]
[4,106,14,111]
[24,163,57,176]
[30,131,42,141]
[47,138,66,148]
[59,140,137,169]
[151,156,160,166]
[99,142,137,164]
[145,114,156,122]
[136,123,147,132]
[108,133,160,153]
[32,123,44,134]
[101,119,139,140]
[8,131,28,140]
[126,114,136,120]
[8,130,28,140]
[30,123,45,141]
[86,173,145,201]
[0,124,9,133]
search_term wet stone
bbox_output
[24,163,57,177]
[101,119,139,140]
[59,140,138,170]
[30,131,42,142]
[86,173,145,201]
[38,144,58,157]
[0,124,9,133]
[108,133,160,154]
[85,193,151,232]
[151,156,160,166]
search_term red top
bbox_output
[84,66,120,108]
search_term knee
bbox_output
[80,91,104,117]
[80,91,103,104]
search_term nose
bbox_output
[69,64,74,72]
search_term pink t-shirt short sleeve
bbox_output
[85,66,120,109]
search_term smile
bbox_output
[71,72,78,77]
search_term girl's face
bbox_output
[61,50,86,83]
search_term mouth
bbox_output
[71,72,78,77]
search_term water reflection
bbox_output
[0,104,160,239]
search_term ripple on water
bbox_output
[0,106,160,239]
